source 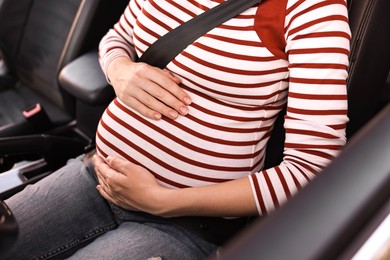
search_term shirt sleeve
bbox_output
[249,0,351,215]
[98,0,143,76]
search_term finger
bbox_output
[105,156,135,177]
[96,184,118,205]
[138,64,190,106]
[95,165,107,184]
[159,69,192,105]
[122,95,163,120]
[93,154,108,169]
[96,170,123,203]
[131,89,180,120]
[142,83,189,118]
[123,63,190,119]
[93,155,111,180]
[147,71,192,112]
[97,185,139,211]
[162,69,181,84]
[145,67,191,111]
[95,167,111,193]
[95,159,125,188]
[97,182,139,211]
[94,163,111,193]
[97,176,109,195]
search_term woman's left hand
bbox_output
[93,154,258,218]
[93,154,169,215]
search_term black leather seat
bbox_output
[0,0,81,136]
[0,1,127,253]
[0,0,127,196]
[346,0,390,137]
[0,0,124,137]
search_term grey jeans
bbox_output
[3,155,218,260]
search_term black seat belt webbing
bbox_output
[138,0,262,68]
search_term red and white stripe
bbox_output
[98,0,350,215]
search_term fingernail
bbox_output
[169,111,178,119]
[179,106,188,115]
[184,97,192,105]
[153,113,162,120]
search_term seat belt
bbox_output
[138,0,262,69]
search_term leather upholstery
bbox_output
[346,0,390,137]
[0,0,34,62]
[0,0,115,134]
[59,51,115,106]
[0,0,82,129]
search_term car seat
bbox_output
[0,0,128,197]
[0,0,126,137]
[0,0,86,136]
[0,0,127,253]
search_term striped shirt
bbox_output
[97,0,351,216]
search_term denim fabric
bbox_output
[69,209,218,260]
[3,156,218,260]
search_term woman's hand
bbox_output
[93,154,257,218]
[93,154,171,215]
[107,56,191,120]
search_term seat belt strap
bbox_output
[138,0,262,68]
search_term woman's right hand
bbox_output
[107,56,192,120]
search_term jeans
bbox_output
[3,155,218,260]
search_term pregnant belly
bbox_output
[95,98,267,189]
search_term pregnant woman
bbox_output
[4,0,351,259]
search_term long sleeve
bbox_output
[249,0,351,215]
[98,0,142,75]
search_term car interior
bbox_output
[0,0,127,197]
[1,0,389,258]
